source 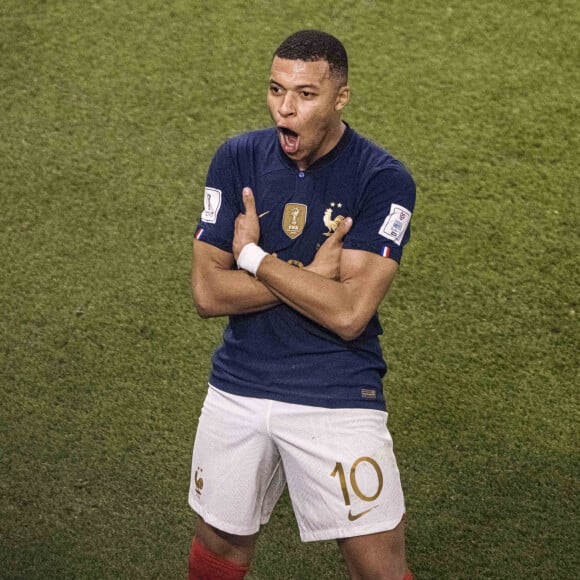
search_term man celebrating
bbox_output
[189,30,416,579]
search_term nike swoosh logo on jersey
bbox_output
[258,211,271,218]
[347,506,377,521]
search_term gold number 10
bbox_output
[330,456,384,506]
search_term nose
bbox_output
[279,93,296,117]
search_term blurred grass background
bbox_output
[1,0,578,578]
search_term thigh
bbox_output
[337,517,408,580]
[271,403,405,542]
[194,517,259,566]
[189,386,286,536]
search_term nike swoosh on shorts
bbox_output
[347,506,377,521]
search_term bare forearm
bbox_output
[257,255,363,340]
[194,268,279,317]
[192,239,280,318]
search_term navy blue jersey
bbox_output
[195,124,415,410]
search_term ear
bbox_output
[335,85,351,111]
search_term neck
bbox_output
[297,121,346,171]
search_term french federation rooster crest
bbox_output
[323,202,345,236]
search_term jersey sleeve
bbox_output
[343,165,416,263]
[194,142,241,253]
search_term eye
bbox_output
[269,85,283,95]
[301,91,315,98]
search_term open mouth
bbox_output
[278,126,300,155]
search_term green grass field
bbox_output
[1,0,578,578]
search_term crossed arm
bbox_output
[192,188,398,341]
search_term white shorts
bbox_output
[189,385,405,542]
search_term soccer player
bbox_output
[189,30,416,580]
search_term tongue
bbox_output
[282,132,299,154]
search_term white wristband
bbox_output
[236,243,268,276]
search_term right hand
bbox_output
[233,187,260,260]
[305,217,353,280]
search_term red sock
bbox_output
[188,538,250,580]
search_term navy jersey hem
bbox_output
[208,379,387,411]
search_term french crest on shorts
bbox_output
[194,467,204,497]
[323,202,345,236]
[283,203,307,239]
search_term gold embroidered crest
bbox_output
[282,203,307,239]
[323,202,345,236]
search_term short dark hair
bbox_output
[274,30,348,83]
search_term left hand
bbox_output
[305,216,352,280]
[233,187,260,260]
